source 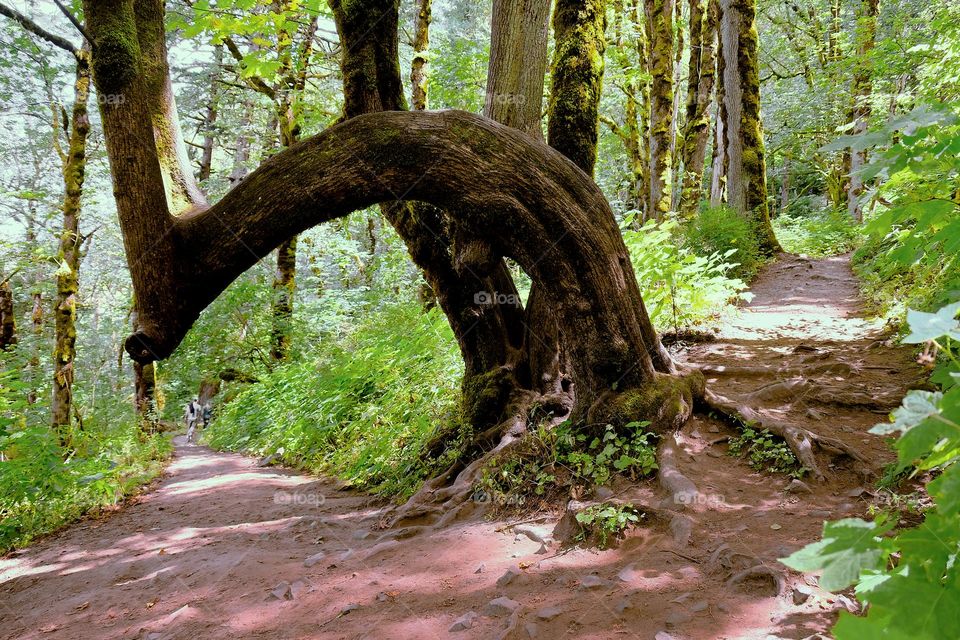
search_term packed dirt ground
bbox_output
[0,254,925,639]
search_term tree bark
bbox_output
[484,0,551,139]
[846,0,879,222]
[644,0,674,218]
[679,0,718,216]
[52,45,92,439]
[548,0,606,174]
[0,279,15,351]
[719,0,780,253]
[410,0,431,110]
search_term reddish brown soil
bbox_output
[0,254,925,640]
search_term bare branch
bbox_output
[0,2,77,54]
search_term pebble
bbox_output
[269,581,293,601]
[690,600,709,613]
[785,479,813,494]
[524,622,539,638]
[579,574,610,590]
[303,552,326,568]
[339,603,359,615]
[485,596,520,617]
[497,567,521,588]
[792,586,812,605]
[475,563,485,574]
[534,606,563,621]
[449,611,478,632]
[617,563,638,583]
[515,525,547,544]
[665,611,693,628]
[655,632,677,640]
[808,509,832,518]
[614,598,632,614]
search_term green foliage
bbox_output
[0,396,171,552]
[574,502,644,548]
[781,303,960,639]
[477,421,658,509]
[621,216,751,331]
[681,205,764,280]
[849,105,960,320]
[773,209,862,258]
[728,426,807,478]
[203,301,463,499]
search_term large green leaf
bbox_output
[781,518,892,591]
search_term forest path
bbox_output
[0,254,925,640]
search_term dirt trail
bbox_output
[1,254,925,640]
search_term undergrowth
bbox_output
[476,421,659,511]
[680,205,765,280]
[0,367,171,552]
[203,302,463,500]
[727,426,807,478]
[773,209,862,257]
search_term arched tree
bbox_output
[82,0,863,522]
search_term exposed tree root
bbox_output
[726,565,786,597]
[700,388,874,481]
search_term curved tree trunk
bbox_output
[719,0,780,253]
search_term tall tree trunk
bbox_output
[410,0,431,110]
[197,44,222,183]
[484,0,551,139]
[269,12,318,363]
[719,0,780,253]
[644,0,674,218]
[679,0,718,215]
[52,46,92,440]
[0,279,15,351]
[548,0,606,174]
[846,0,879,222]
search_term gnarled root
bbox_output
[701,388,873,481]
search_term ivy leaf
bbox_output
[902,303,960,343]
[928,464,960,516]
[780,518,891,591]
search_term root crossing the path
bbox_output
[0,254,925,639]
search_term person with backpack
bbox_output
[185,398,201,443]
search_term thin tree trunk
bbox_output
[719,0,780,253]
[410,0,431,110]
[229,97,255,185]
[130,303,157,427]
[197,44,222,183]
[270,12,319,362]
[779,156,790,215]
[679,0,718,215]
[645,0,674,218]
[846,0,879,222]
[52,45,92,440]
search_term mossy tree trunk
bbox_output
[847,0,879,222]
[130,303,157,427]
[679,0,718,216]
[719,0,780,253]
[548,0,606,174]
[644,0,674,219]
[410,0,431,110]
[52,46,92,440]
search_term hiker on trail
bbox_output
[185,398,201,443]
[201,402,213,429]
